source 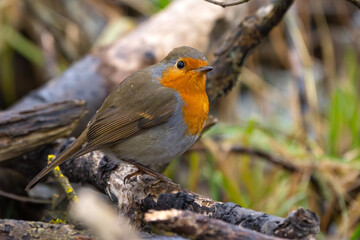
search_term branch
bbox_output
[145,209,283,240]
[206,0,294,103]
[205,0,250,8]
[0,218,182,240]
[229,146,301,173]
[0,219,95,240]
[0,189,51,204]
[191,143,302,173]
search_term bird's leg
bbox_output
[122,159,169,183]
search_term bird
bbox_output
[25,46,213,191]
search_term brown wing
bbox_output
[79,69,178,153]
[83,94,177,152]
[25,70,178,191]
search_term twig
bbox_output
[347,0,360,8]
[230,146,301,173]
[204,0,250,8]
[190,144,302,173]
[0,189,51,204]
[49,155,78,202]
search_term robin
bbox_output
[25,46,213,190]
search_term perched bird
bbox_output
[26,46,213,191]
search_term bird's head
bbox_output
[157,46,213,94]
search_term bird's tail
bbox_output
[25,132,87,191]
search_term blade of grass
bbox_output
[1,24,44,66]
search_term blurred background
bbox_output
[0,0,360,239]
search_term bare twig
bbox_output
[230,146,301,173]
[0,189,51,204]
[190,144,302,173]
[205,0,250,8]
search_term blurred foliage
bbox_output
[1,0,360,239]
[327,49,360,157]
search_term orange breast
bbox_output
[179,91,209,135]
[159,58,209,135]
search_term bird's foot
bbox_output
[123,161,168,184]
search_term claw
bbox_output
[123,169,142,184]
[121,160,169,184]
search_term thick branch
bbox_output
[145,209,283,240]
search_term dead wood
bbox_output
[145,209,284,240]
[16,139,319,240]
[0,219,190,240]
[0,219,96,240]
[206,0,294,103]
[0,100,87,162]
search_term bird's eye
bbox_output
[176,61,185,69]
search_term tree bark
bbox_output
[0,218,188,240]
[0,100,87,162]
[0,219,96,240]
[145,209,284,240]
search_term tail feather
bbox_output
[25,133,86,191]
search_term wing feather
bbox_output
[84,85,178,152]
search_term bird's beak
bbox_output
[196,66,213,73]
